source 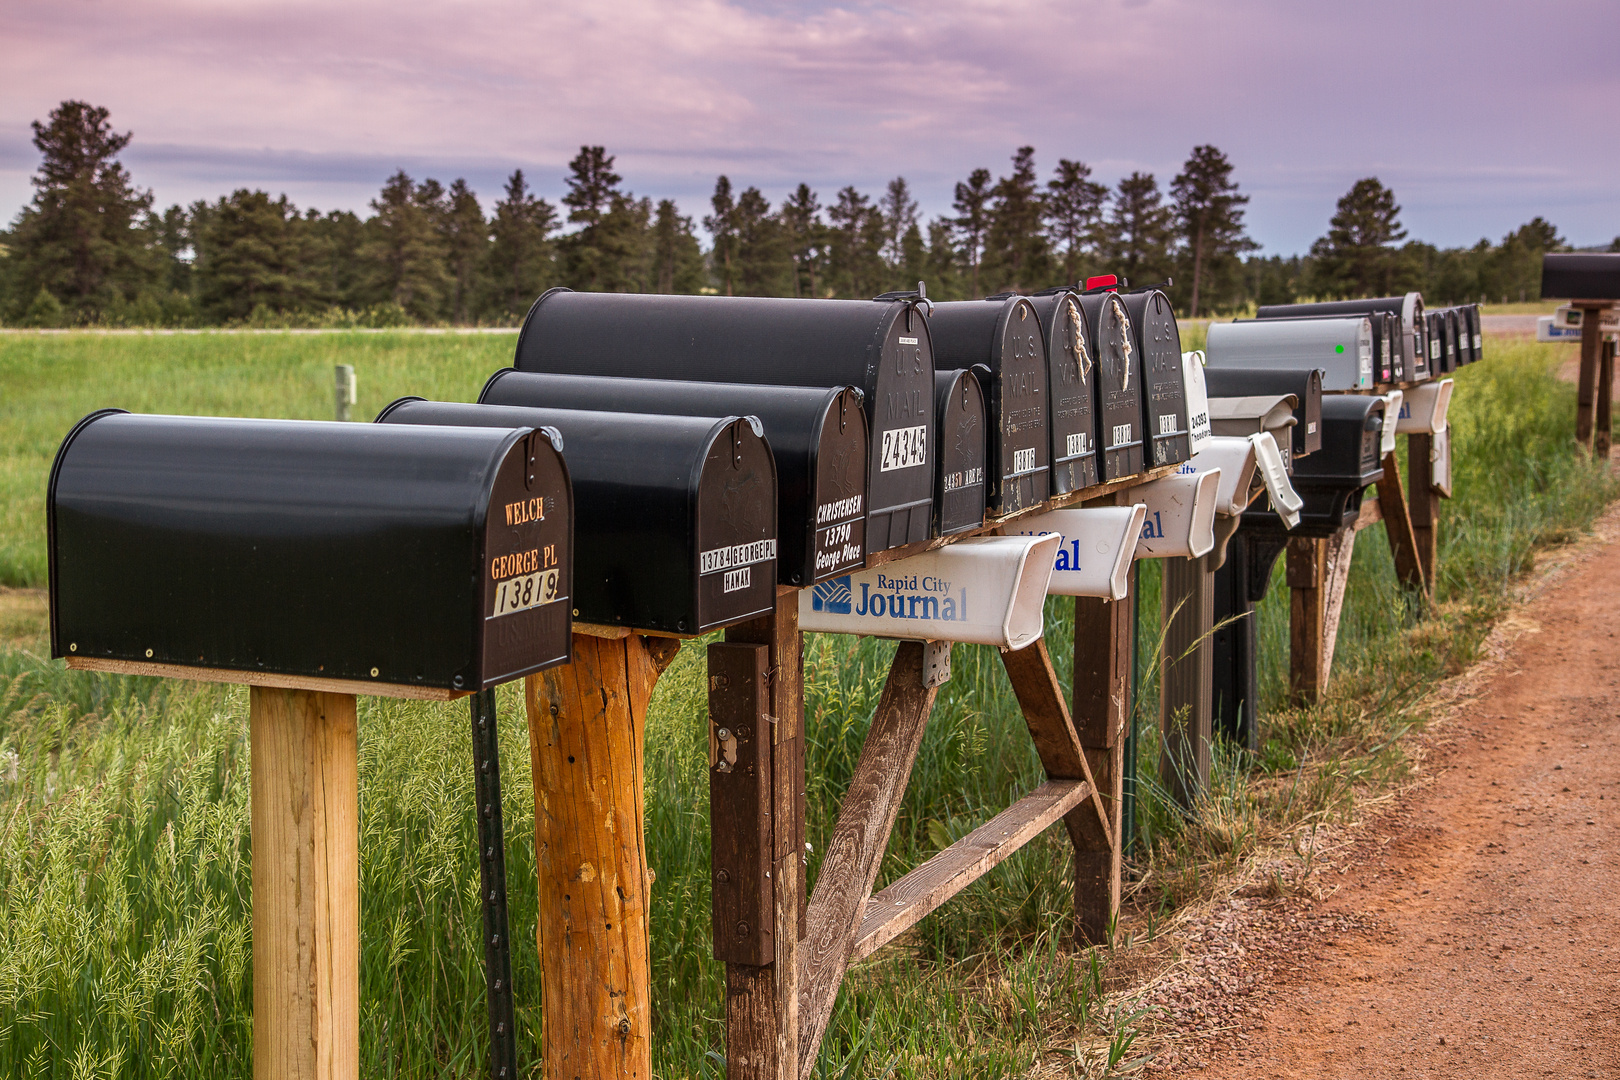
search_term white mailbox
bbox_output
[1395,378,1454,435]
[1133,467,1222,560]
[1206,317,1374,390]
[800,534,1060,650]
[1182,350,1213,453]
[1002,505,1147,600]
[1379,390,1404,455]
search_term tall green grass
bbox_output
[0,332,1612,1076]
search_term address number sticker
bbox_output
[491,568,561,618]
[880,425,927,472]
[1012,446,1036,474]
[1066,431,1090,457]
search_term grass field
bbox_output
[0,330,1614,1077]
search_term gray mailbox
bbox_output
[1205,317,1373,390]
[1257,293,1427,383]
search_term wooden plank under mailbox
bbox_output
[708,642,775,967]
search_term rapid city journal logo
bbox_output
[810,573,971,622]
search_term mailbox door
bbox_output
[808,392,869,582]
[514,289,932,552]
[1079,292,1143,480]
[694,421,780,630]
[480,431,573,684]
[1029,291,1100,493]
[934,370,988,535]
[1123,290,1191,468]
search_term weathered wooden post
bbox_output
[1600,337,1616,460]
[1541,254,1620,450]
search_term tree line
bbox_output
[2,101,1609,329]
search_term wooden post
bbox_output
[1598,336,1615,461]
[527,632,678,1080]
[1407,434,1438,589]
[1159,555,1213,807]
[1071,587,1131,944]
[1288,527,1358,706]
[718,588,803,1080]
[251,687,359,1080]
[1577,304,1604,450]
[1375,449,1429,596]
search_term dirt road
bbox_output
[1181,518,1620,1077]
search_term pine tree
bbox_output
[440,179,488,323]
[779,184,824,297]
[561,146,622,229]
[151,204,194,296]
[1487,217,1564,303]
[1309,177,1408,298]
[362,171,452,320]
[652,199,704,294]
[1170,145,1255,316]
[303,208,367,310]
[924,218,963,299]
[732,186,791,296]
[825,186,885,298]
[981,147,1048,293]
[951,168,993,297]
[880,177,919,286]
[561,147,651,291]
[1045,158,1108,287]
[705,176,737,296]
[487,169,558,317]
[1105,172,1175,287]
[7,101,156,321]
[193,189,312,320]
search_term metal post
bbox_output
[470,689,517,1080]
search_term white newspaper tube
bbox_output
[1002,504,1147,600]
[799,534,1060,650]
[1396,378,1454,435]
[1252,431,1303,530]
[1379,390,1404,455]
[1182,350,1213,454]
[1133,468,1222,560]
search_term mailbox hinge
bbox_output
[470,689,518,1080]
[922,640,952,688]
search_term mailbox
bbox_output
[931,297,1049,515]
[1395,378,1453,435]
[377,399,776,635]
[1028,289,1101,491]
[512,288,934,551]
[1205,317,1373,390]
[800,534,1060,650]
[1132,467,1222,560]
[1121,289,1193,467]
[1239,396,1386,538]
[1077,291,1144,480]
[1256,293,1426,382]
[1423,311,1453,374]
[1207,394,1299,471]
[1202,366,1323,458]
[1002,505,1146,600]
[933,369,989,536]
[49,411,572,693]
[1436,309,1461,374]
[479,369,864,588]
[1541,253,1620,300]
[1181,351,1213,453]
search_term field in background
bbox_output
[0,332,1614,1077]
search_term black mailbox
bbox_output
[1461,303,1482,363]
[513,288,932,552]
[1257,294,1426,382]
[930,296,1050,516]
[1120,289,1192,468]
[1203,366,1324,458]
[1239,396,1385,538]
[1027,288,1100,492]
[933,368,988,535]
[1541,253,1620,300]
[480,369,865,588]
[377,400,776,635]
[1426,310,1456,374]
[49,411,572,692]
[1077,291,1144,480]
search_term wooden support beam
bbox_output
[1160,555,1213,808]
[527,633,673,1080]
[251,687,359,1080]
[1287,527,1358,706]
[1375,449,1430,597]
[1071,590,1131,945]
[1577,305,1605,450]
[1407,434,1438,589]
[848,779,1091,962]
[1598,338,1615,461]
[718,587,804,1080]
[998,639,1112,849]
[798,641,937,1080]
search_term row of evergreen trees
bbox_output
[1,101,1607,328]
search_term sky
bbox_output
[3,0,1618,256]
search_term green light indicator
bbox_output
[1335,344,1345,353]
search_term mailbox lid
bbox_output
[929,297,1050,515]
[1121,289,1191,467]
[480,369,866,586]
[378,400,777,634]
[933,369,988,536]
[1205,317,1373,390]
[49,412,568,691]
[1541,253,1620,300]
[1077,291,1143,480]
[1202,366,1323,457]
[1027,289,1100,493]
[514,288,932,552]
